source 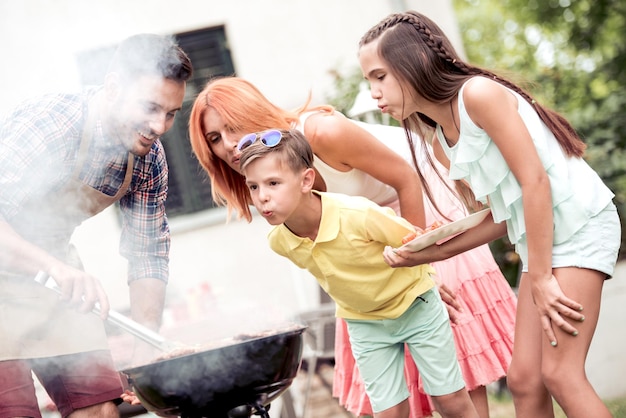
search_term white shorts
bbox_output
[519,202,621,278]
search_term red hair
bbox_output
[188,76,332,221]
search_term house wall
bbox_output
[0,0,464,114]
[0,0,463,318]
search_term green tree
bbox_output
[454,0,626,259]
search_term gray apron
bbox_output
[0,104,134,360]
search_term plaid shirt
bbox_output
[0,89,169,282]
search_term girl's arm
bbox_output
[304,112,426,228]
[464,77,583,341]
[385,212,508,266]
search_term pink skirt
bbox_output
[332,243,517,417]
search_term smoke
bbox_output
[0,7,310,414]
[0,2,97,114]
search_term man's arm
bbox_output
[118,144,170,364]
[128,277,166,331]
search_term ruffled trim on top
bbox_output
[439,81,606,245]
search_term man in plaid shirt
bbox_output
[0,34,192,417]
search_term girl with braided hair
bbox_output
[360,10,619,418]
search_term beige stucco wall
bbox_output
[0,0,463,113]
[0,0,463,315]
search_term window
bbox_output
[76,26,236,217]
[164,26,235,216]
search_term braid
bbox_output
[427,11,585,157]
[360,13,401,45]
[361,10,586,158]
[405,14,457,68]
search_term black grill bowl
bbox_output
[123,326,305,417]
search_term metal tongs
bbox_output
[34,271,181,352]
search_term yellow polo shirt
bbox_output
[268,191,435,320]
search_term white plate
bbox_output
[399,208,492,252]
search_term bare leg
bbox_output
[468,385,489,418]
[67,401,120,418]
[507,273,554,417]
[373,398,410,418]
[542,268,611,418]
[430,388,479,418]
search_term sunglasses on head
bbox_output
[237,129,283,151]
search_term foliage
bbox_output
[488,237,520,288]
[325,0,625,284]
[325,69,363,116]
[453,0,626,259]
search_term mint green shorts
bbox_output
[345,288,465,413]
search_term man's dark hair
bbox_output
[108,33,193,82]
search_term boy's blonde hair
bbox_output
[240,129,314,174]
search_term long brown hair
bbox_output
[188,76,331,221]
[359,11,586,209]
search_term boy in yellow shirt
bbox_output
[238,129,478,418]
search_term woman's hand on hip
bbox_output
[438,283,463,324]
